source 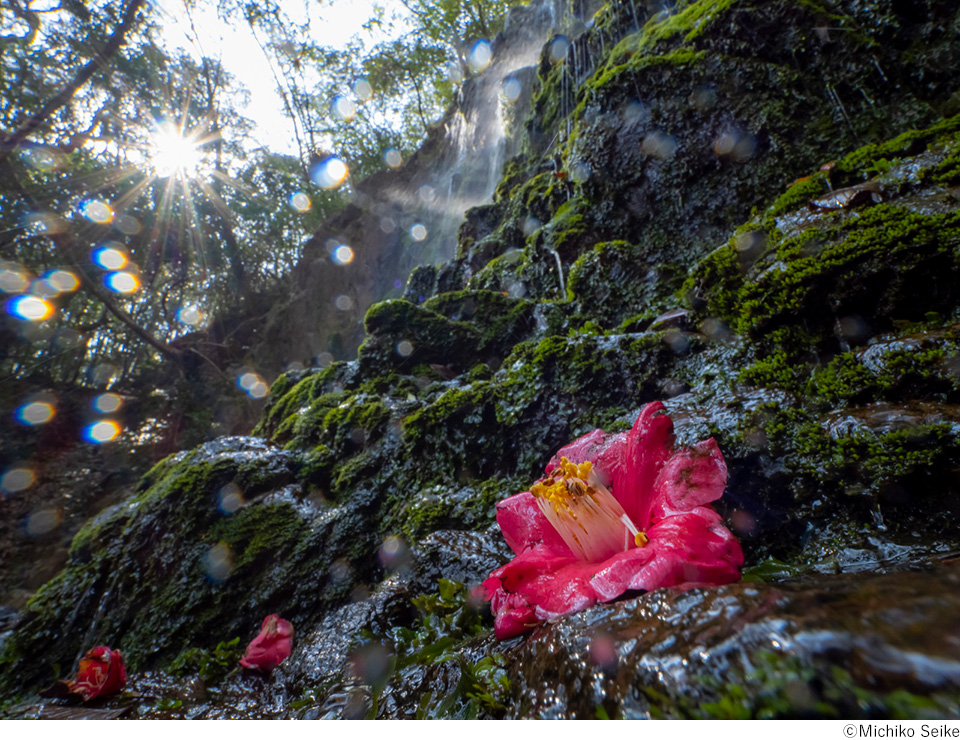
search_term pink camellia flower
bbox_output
[240,614,294,672]
[68,646,127,701]
[479,401,744,639]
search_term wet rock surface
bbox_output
[5,0,960,720]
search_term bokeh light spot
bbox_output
[26,508,62,537]
[0,264,29,293]
[548,35,570,63]
[396,340,413,357]
[410,223,427,242]
[334,294,353,311]
[353,77,373,101]
[641,131,678,160]
[238,372,269,399]
[24,212,67,235]
[93,244,128,270]
[446,63,464,85]
[502,77,522,102]
[384,148,402,168]
[22,147,61,171]
[466,40,492,73]
[113,214,141,235]
[16,401,55,425]
[80,199,114,224]
[43,270,79,293]
[570,161,591,183]
[522,216,541,236]
[332,245,354,265]
[1,467,35,494]
[104,271,139,294]
[330,94,357,121]
[8,295,53,321]
[204,542,234,581]
[90,363,120,387]
[289,192,311,212]
[83,420,121,443]
[218,482,244,514]
[311,156,349,190]
[176,305,203,326]
[379,534,411,573]
[93,393,123,414]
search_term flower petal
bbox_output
[613,401,675,527]
[628,509,744,591]
[495,491,572,556]
[588,546,657,601]
[546,428,626,485]
[487,589,538,640]
[650,438,728,519]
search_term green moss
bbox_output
[402,382,494,446]
[738,206,960,337]
[168,638,242,685]
[320,395,389,451]
[807,345,952,405]
[768,172,829,216]
[207,503,308,570]
[833,113,960,184]
[254,365,345,441]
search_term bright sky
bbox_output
[153,0,394,155]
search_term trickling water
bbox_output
[548,247,566,298]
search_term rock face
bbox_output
[4,0,960,719]
[251,0,585,370]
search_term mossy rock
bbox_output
[0,437,381,695]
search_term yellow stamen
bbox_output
[530,457,646,562]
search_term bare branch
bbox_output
[0,0,147,161]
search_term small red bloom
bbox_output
[479,402,744,639]
[68,646,127,701]
[240,614,294,672]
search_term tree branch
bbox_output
[0,0,146,161]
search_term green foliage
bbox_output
[169,638,243,685]
[363,579,510,719]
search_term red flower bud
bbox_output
[68,646,127,701]
[240,614,293,672]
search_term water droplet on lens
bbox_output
[548,35,570,63]
[92,393,123,414]
[289,192,311,212]
[502,77,522,102]
[330,95,356,121]
[7,295,53,321]
[332,245,354,265]
[80,199,113,224]
[467,40,492,73]
[83,420,121,443]
[311,156,349,190]
[353,78,373,101]
[16,401,55,425]
[26,508,61,536]
[383,148,402,168]
[1,467,35,494]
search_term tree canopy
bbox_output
[0,0,523,448]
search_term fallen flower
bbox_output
[240,614,294,672]
[479,401,744,639]
[68,646,127,701]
